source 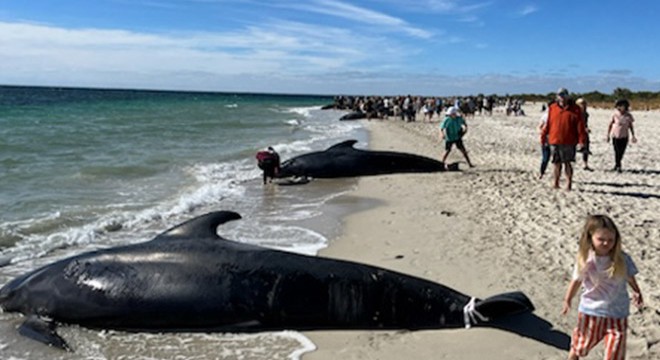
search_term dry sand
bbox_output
[302,103,659,359]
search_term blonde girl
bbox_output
[561,215,643,360]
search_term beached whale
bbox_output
[277,140,456,179]
[339,111,366,120]
[0,211,535,351]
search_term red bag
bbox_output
[256,151,278,170]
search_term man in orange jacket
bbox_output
[540,88,587,191]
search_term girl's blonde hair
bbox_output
[576,215,626,278]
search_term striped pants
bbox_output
[571,312,628,360]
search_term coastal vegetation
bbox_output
[513,88,660,109]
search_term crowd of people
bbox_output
[327,88,639,187]
[329,94,512,121]
[325,88,642,188]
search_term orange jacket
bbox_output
[541,102,587,145]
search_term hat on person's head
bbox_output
[556,88,569,97]
[446,106,458,116]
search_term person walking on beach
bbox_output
[575,98,592,171]
[440,106,474,168]
[607,99,637,173]
[402,95,414,122]
[540,88,587,191]
[255,146,280,184]
[538,100,552,179]
[561,214,644,360]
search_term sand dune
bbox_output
[303,103,659,359]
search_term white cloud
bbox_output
[0,19,419,92]
[1,8,655,95]
[457,1,493,13]
[0,20,382,74]
[517,5,538,17]
[0,22,269,75]
[379,0,491,15]
[421,0,458,12]
[457,15,485,27]
[282,0,433,39]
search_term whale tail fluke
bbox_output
[477,291,535,316]
[468,292,571,350]
[464,291,534,328]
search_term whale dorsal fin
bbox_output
[157,211,242,240]
[326,139,358,151]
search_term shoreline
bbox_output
[302,104,659,359]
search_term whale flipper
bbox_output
[19,316,71,351]
[156,211,242,240]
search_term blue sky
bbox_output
[1,0,659,95]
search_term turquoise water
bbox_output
[0,86,367,359]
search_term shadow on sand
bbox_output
[577,176,660,199]
[485,312,571,351]
[580,189,660,200]
[625,168,660,176]
[578,180,656,189]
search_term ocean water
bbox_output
[0,86,367,359]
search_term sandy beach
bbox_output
[302,103,659,359]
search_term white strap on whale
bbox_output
[463,297,489,329]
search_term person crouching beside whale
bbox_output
[440,106,474,168]
[256,146,280,184]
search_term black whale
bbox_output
[277,140,455,179]
[339,111,366,120]
[0,211,532,351]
